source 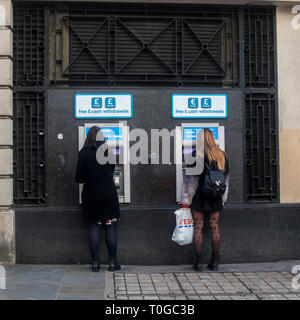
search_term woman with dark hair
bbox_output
[75,126,121,272]
[188,128,229,272]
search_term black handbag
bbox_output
[202,162,226,198]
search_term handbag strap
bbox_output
[204,162,211,172]
[205,161,223,172]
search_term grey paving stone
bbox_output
[127,291,141,295]
[57,289,104,300]
[231,295,253,300]
[283,294,300,300]
[200,295,216,300]
[128,296,144,300]
[116,290,127,294]
[60,277,105,290]
[215,295,232,300]
[0,286,58,300]
[258,294,287,300]
[186,295,200,300]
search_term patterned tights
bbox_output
[192,210,220,254]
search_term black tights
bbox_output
[88,222,118,262]
[192,211,220,254]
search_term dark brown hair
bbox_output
[83,126,105,148]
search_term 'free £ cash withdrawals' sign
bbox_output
[75,94,133,119]
[171,94,227,118]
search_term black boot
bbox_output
[91,260,100,272]
[193,253,203,272]
[207,253,220,271]
[109,259,121,272]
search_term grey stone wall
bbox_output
[0,0,15,264]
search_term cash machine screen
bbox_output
[182,127,218,140]
[85,127,123,141]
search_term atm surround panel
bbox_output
[78,122,130,203]
[175,123,225,202]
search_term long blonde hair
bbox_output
[203,128,226,171]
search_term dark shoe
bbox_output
[91,260,100,272]
[193,253,203,272]
[109,260,121,272]
[207,253,220,271]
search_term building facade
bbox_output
[0,0,300,264]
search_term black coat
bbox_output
[191,153,229,213]
[75,141,120,223]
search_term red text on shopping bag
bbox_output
[179,218,194,228]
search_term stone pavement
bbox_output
[106,261,300,300]
[0,260,299,300]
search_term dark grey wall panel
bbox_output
[16,205,300,264]
[47,88,243,207]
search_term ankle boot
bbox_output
[91,260,100,272]
[207,252,220,271]
[193,253,203,272]
[109,259,121,272]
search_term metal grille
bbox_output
[49,5,240,87]
[13,4,47,205]
[13,6,46,87]
[243,9,275,88]
[182,16,239,87]
[245,93,278,202]
[13,91,46,205]
[115,17,177,76]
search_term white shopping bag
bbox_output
[172,207,194,245]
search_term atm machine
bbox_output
[78,121,130,203]
[175,123,225,202]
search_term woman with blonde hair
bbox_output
[191,128,229,272]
